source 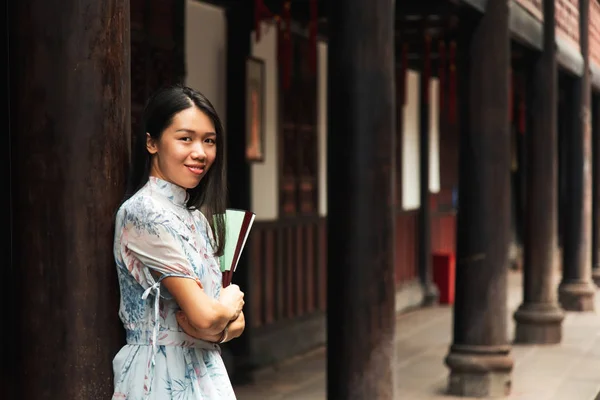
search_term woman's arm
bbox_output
[161,277,243,336]
[176,310,245,343]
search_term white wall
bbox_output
[318,41,328,217]
[184,1,227,121]
[429,79,441,194]
[250,22,279,221]
[401,71,441,211]
[402,71,421,210]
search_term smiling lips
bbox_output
[186,165,205,175]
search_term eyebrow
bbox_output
[176,129,216,136]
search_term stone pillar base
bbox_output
[513,304,564,344]
[558,281,596,311]
[593,269,600,287]
[445,345,513,398]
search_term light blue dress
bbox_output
[111,177,236,400]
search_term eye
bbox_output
[179,137,192,142]
[205,138,216,145]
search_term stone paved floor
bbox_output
[234,270,600,399]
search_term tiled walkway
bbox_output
[234,271,600,399]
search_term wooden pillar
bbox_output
[9,0,129,397]
[444,2,513,397]
[327,0,396,398]
[419,34,440,305]
[593,93,600,286]
[224,2,253,383]
[513,0,565,343]
[3,2,14,397]
[558,0,596,311]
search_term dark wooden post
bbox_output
[419,34,440,305]
[3,2,14,397]
[327,0,396,398]
[593,93,600,286]
[513,0,565,343]
[224,2,253,383]
[444,2,513,397]
[558,0,596,311]
[9,0,129,397]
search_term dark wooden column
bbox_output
[558,0,596,311]
[223,1,253,384]
[444,3,513,397]
[10,0,129,397]
[419,35,440,305]
[3,1,14,397]
[592,93,600,287]
[327,0,396,398]
[513,0,565,344]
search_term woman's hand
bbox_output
[221,311,245,343]
[219,284,245,320]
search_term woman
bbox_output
[112,85,244,399]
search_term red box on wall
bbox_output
[432,252,456,305]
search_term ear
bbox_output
[146,133,158,155]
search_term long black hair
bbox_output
[125,84,227,257]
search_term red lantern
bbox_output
[254,0,273,42]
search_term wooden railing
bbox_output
[247,217,327,328]
[395,212,418,284]
[248,206,455,326]
[394,188,457,286]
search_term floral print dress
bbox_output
[111,177,236,400]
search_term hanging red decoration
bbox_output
[448,41,457,124]
[309,0,318,75]
[424,35,431,105]
[254,0,273,42]
[438,40,446,115]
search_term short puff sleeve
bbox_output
[117,200,199,293]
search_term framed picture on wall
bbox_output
[246,56,266,163]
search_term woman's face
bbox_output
[147,106,217,189]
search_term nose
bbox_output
[190,142,207,161]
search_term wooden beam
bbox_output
[460,0,585,76]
